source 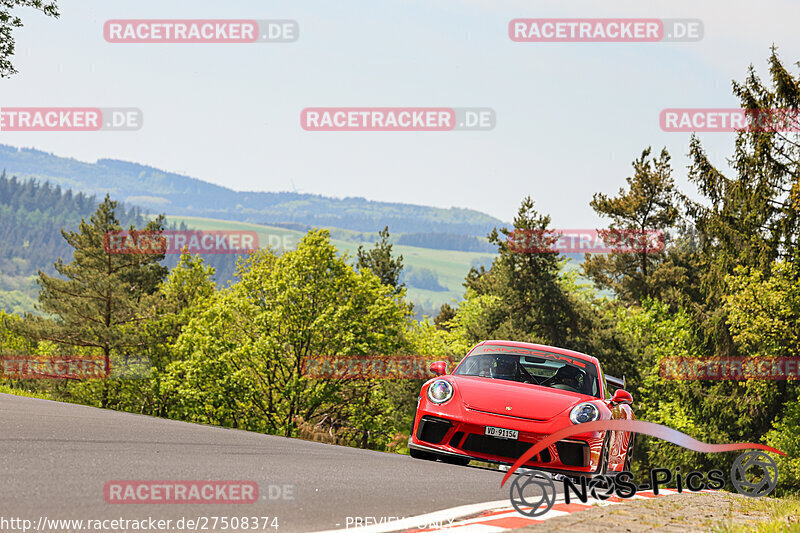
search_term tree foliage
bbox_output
[461,196,584,348]
[0,0,59,78]
[356,226,405,295]
[583,147,681,303]
[1,47,799,496]
[14,196,167,379]
[0,172,145,279]
[160,230,413,448]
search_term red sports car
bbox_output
[408,340,635,475]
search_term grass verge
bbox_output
[0,383,53,400]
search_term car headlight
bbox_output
[427,380,454,404]
[569,402,600,424]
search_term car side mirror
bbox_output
[610,389,633,405]
[429,361,447,376]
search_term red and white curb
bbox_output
[409,488,717,532]
[315,500,509,533]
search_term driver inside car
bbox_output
[551,365,583,392]
[473,356,493,377]
[490,356,519,380]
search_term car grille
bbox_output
[556,440,589,466]
[416,416,452,445]
[461,434,544,461]
[449,431,465,448]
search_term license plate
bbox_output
[484,426,518,440]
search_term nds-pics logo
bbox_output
[501,420,785,518]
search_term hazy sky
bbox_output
[2,0,799,226]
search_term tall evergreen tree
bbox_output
[582,147,681,304]
[686,48,800,354]
[15,195,168,380]
[462,197,581,347]
[356,226,405,295]
[689,48,800,275]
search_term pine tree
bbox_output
[582,147,681,303]
[686,47,800,354]
[463,196,580,347]
[356,226,405,295]
[16,195,168,381]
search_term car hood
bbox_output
[453,375,587,420]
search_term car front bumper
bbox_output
[410,405,606,475]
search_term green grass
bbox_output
[0,275,39,315]
[0,383,52,400]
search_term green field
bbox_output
[160,215,498,316]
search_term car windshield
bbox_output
[453,346,600,397]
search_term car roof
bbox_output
[470,340,600,367]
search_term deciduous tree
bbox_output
[1,0,59,78]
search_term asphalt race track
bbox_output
[0,393,555,532]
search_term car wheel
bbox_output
[410,448,437,461]
[439,455,470,466]
[623,433,636,472]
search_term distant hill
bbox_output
[0,172,144,278]
[397,232,495,253]
[0,172,147,314]
[0,172,500,316]
[0,145,504,236]
[160,215,499,320]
